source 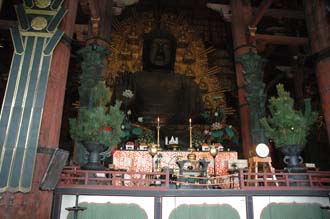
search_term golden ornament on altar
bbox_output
[168,144,179,151]
[187,152,197,161]
[148,144,158,157]
[31,16,48,31]
[34,0,51,8]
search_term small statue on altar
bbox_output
[165,136,179,145]
[165,136,180,150]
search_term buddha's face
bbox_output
[149,38,171,67]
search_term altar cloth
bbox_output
[113,150,237,176]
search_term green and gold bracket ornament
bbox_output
[0,0,66,192]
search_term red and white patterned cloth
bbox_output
[113,150,237,176]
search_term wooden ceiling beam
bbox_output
[0,19,89,32]
[0,20,17,29]
[0,20,89,44]
[266,8,304,19]
[87,0,98,17]
[207,3,304,21]
[255,34,309,46]
[0,20,309,46]
[250,0,274,28]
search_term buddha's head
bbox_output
[149,38,171,67]
[142,28,176,71]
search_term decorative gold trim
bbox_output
[50,0,65,10]
[46,8,67,32]
[0,36,27,187]
[34,0,51,9]
[20,38,47,191]
[25,8,58,15]
[31,16,48,31]
[15,5,29,31]
[20,31,53,38]
[10,29,24,55]
[43,30,64,55]
[15,37,38,190]
[0,0,66,193]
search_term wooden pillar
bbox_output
[87,0,113,80]
[291,49,305,109]
[88,0,113,46]
[231,0,254,158]
[39,0,79,147]
[304,0,330,145]
[94,0,113,42]
[0,1,78,219]
[36,0,78,218]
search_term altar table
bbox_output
[113,150,237,176]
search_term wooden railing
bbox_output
[239,169,330,190]
[58,166,170,190]
[57,166,330,190]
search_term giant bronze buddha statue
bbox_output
[113,28,203,128]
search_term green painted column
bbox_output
[0,0,66,193]
[236,52,267,146]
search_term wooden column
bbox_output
[87,0,113,46]
[39,0,79,147]
[36,1,78,218]
[89,0,113,79]
[304,0,330,145]
[0,1,78,219]
[94,0,113,42]
[231,0,254,158]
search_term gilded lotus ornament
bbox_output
[34,0,51,8]
[31,16,48,30]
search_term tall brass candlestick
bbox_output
[189,118,192,149]
[157,117,160,147]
